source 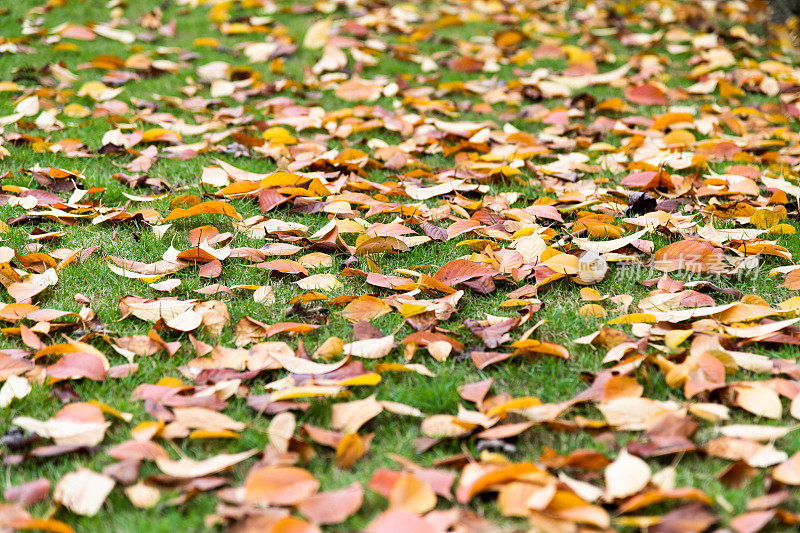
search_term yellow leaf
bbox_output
[304,18,332,49]
[193,37,220,47]
[608,313,656,324]
[189,429,240,439]
[664,329,692,349]
[389,472,437,513]
[579,304,606,318]
[768,223,795,235]
[750,209,783,229]
[262,127,297,144]
[486,397,542,417]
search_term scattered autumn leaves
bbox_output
[3,0,800,531]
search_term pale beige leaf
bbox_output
[269,352,349,375]
[420,414,476,438]
[12,416,109,446]
[718,424,793,442]
[165,309,203,331]
[734,386,782,419]
[791,394,800,421]
[155,450,257,478]
[172,407,246,432]
[573,228,650,254]
[603,450,650,501]
[268,412,296,453]
[149,278,181,292]
[331,395,383,434]
[54,468,115,516]
[254,285,276,304]
[0,374,31,407]
[15,96,39,116]
[124,482,160,509]
[773,452,800,485]
[342,335,394,359]
[295,273,342,291]
[598,398,683,431]
[380,401,425,417]
[303,18,331,49]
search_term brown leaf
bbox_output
[198,259,222,278]
[341,295,392,322]
[783,269,800,290]
[335,77,383,102]
[649,503,717,533]
[355,236,409,255]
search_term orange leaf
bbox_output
[244,466,320,505]
[388,472,437,514]
[336,433,367,469]
[162,200,242,221]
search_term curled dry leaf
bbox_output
[155,450,257,478]
[331,395,383,434]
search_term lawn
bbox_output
[2,0,800,531]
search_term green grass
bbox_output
[1,0,800,531]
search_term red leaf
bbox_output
[433,259,497,286]
[624,83,669,105]
[48,353,106,381]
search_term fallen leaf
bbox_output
[54,468,115,516]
